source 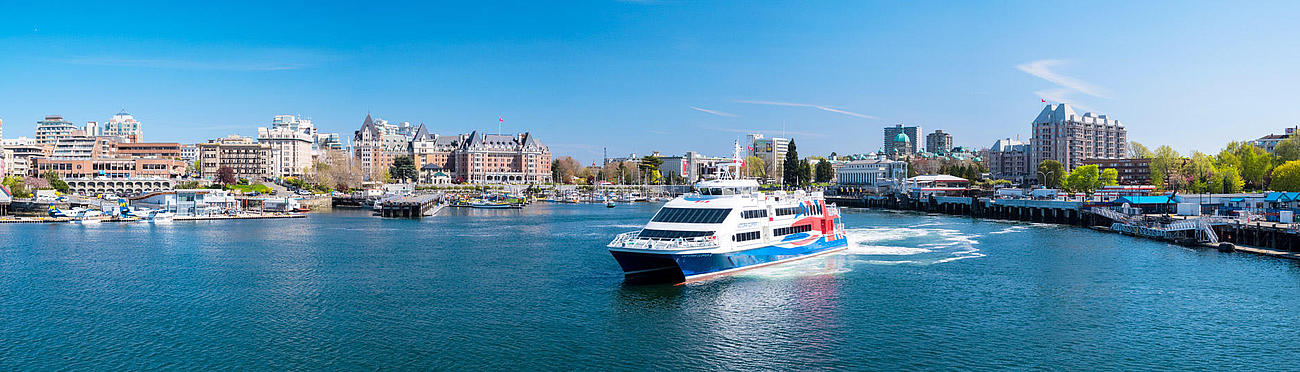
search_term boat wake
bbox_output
[841,227,984,266]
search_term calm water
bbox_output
[3,204,1300,370]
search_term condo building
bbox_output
[199,135,272,181]
[926,130,953,154]
[988,138,1032,183]
[1030,103,1127,171]
[257,126,314,178]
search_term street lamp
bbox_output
[1037,170,1056,189]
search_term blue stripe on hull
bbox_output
[673,237,847,278]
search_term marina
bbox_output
[5,205,1300,369]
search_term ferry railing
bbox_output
[608,231,720,250]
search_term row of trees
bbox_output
[1035,160,1119,194]
[1136,141,1258,193]
[551,155,674,185]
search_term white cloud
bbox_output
[734,100,877,119]
[1016,59,1109,99]
[689,106,738,117]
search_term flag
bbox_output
[499,117,503,122]
[1041,99,1046,103]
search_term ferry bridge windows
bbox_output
[651,208,731,224]
[637,229,714,240]
[732,231,761,242]
[773,224,812,236]
[741,209,768,219]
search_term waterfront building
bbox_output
[62,177,175,196]
[352,114,412,180]
[410,124,463,172]
[660,151,731,182]
[257,126,314,178]
[1,138,43,176]
[988,138,1032,184]
[904,174,970,197]
[1030,103,1127,171]
[198,135,272,181]
[270,114,343,156]
[748,133,790,182]
[115,142,183,158]
[102,110,143,143]
[32,157,187,179]
[454,131,552,184]
[883,124,922,156]
[834,158,908,194]
[926,130,953,154]
[1254,126,1299,154]
[35,115,80,148]
[1082,158,1152,185]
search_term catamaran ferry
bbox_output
[607,143,848,283]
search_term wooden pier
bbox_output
[378,194,443,218]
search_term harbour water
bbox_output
[3,204,1300,369]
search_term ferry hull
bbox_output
[611,236,847,284]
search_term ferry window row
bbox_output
[638,229,715,240]
[741,209,768,219]
[773,224,812,236]
[775,206,801,216]
[651,208,731,224]
[732,231,761,242]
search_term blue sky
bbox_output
[1,1,1298,163]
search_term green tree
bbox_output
[43,171,70,193]
[1269,160,1300,191]
[1064,164,1102,194]
[1274,136,1300,162]
[1149,145,1183,191]
[1101,168,1119,186]
[799,160,813,186]
[1036,160,1064,188]
[744,155,767,179]
[388,155,418,183]
[638,155,662,184]
[1129,141,1154,158]
[2,176,32,198]
[1234,143,1272,189]
[783,140,802,188]
[814,158,833,183]
[1210,166,1245,193]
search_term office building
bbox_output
[660,151,731,182]
[1030,103,1127,171]
[258,125,314,178]
[835,158,908,194]
[32,157,187,179]
[1082,158,1152,185]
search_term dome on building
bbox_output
[893,133,910,143]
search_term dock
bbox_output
[378,194,443,218]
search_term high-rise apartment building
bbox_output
[883,124,921,156]
[257,126,314,178]
[1030,103,1127,171]
[926,130,953,154]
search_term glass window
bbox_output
[651,208,732,223]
